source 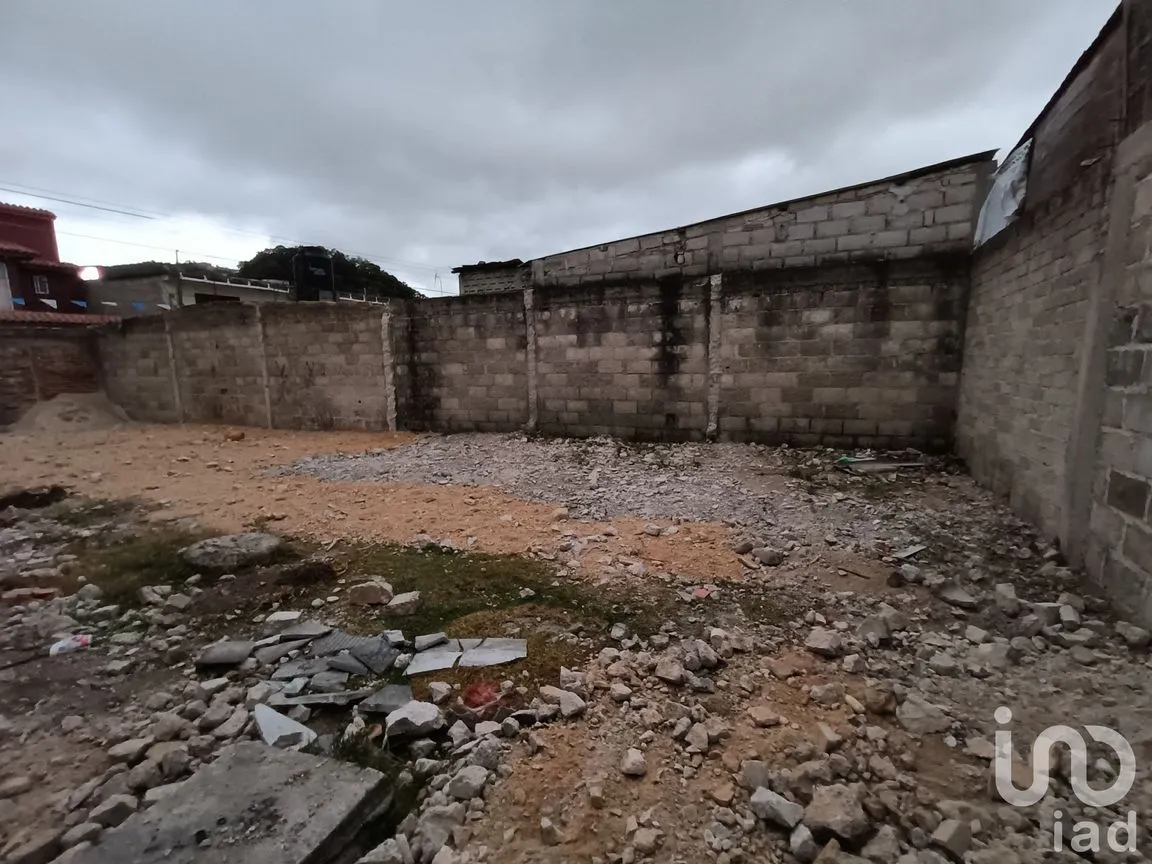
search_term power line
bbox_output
[56,230,242,264]
[0,180,449,274]
[0,185,154,220]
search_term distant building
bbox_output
[84,262,389,317]
[0,202,86,313]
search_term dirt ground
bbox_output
[3,426,738,580]
[3,423,1149,864]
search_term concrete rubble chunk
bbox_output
[326,655,370,675]
[254,704,318,750]
[994,583,1021,616]
[194,640,254,668]
[308,671,350,693]
[654,656,686,684]
[805,628,844,658]
[414,633,448,652]
[1116,620,1151,649]
[61,824,102,849]
[790,824,820,863]
[750,786,804,828]
[212,707,249,739]
[620,748,647,776]
[88,794,137,828]
[416,803,465,858]
[360,685,414,715]
[107,737,154,765]
[931,818,972,861]
[358,836,413,864]
[347,580,394,606]
[264,610,304,629]
[267,689,375,708]
[803,783,871,842]
[896,691,951,735]
[277,620,333,641]
[385,701,444,738]
[386,591,422,616]
[446,765,488,800]
[180,533,284,571]
[64,742,391,864]
[938,583,978,609]
[255,638,312,666]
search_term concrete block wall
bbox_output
[0,327,101,426]
[719,260,966,450]
[457,265,528,296]
[1084,140,1152,625]
[534,155,994,288]
[533,280,710,440]
[261,304,388,430]
[955,165,1111,537]
[392,293,529,432]
[166,305,267,427]
[99,317,179,423]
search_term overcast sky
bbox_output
[0,1,1117,295]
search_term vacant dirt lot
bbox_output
[2,423,1150,864]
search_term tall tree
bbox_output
[237,245,422,299]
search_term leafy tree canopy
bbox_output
[237,245,422,299]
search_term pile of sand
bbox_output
[11,392,131,434]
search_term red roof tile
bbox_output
[0,310,120,326]
[0,240,39,258]
[0,201,56,219]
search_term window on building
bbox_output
[33,275,50,295]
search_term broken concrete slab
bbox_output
[359,685,414,715]
[277,620,333,642]
[310,630,388,659]
[253,704,318,751]
[405,650,461,676]
[326,655,370,675]
[349,638,400,675]
[254,638,312,666]
[66,742,391,864]
[267,689,376,709]
[271,658,330,680]
[457,638,527,669]
[307,671,350,693]
[194,640,254,669]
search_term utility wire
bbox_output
[0,180,449,274]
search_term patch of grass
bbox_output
[320,542,674,639]
[41,496,140,527]
[66,525,213,605]
[733,584,805,625]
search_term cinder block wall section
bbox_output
[166,304,267,427]
[955,165,1112,537]
[533,154,994,288]
[0,328,101,426]
[99,317,179,423]
[533,280,711,440]
[719,259,967,450]
[392,292,529,432]
[261,304,389,430]
[1084,136,1152,625]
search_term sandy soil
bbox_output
[3,426,739,581]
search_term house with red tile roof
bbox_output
[0,201,87,314]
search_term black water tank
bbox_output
[291,246,336,301]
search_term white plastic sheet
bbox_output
[975,140,1032,246]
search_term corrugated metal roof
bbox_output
[0,310,121,326]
